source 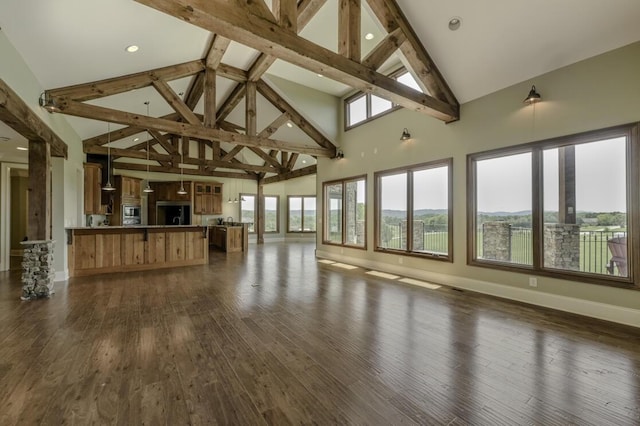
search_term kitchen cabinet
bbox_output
[208,224,249,253]
[151,181,191,202]
[108,175,142,226]
[83,163,103,214]
[194,181,222,215]
[119,176,141,202]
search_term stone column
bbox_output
[20,240,55,300]
[400,220,425,251]
[543,223,580,270]
[482,222,511,261]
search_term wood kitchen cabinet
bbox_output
[119,176,141,202]
[194,181,222,215]
[108,175,142,226]
[83,163,103,214]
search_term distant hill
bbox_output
[478,210,531,217]
[383,209,448,218]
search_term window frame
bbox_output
[239,193,257,233]
[287,195,317,233]
[374,158,453,262]
[263,195,280,234]
[322,174,367,250]
[467,123,639,289]
[344,68,417,131]
[239,193,281,234]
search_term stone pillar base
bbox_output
[20,240,56,300]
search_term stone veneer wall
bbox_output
[20,240,55,300]
[482,222,511,261]
[400,221,424,251]
[544,223,580,270]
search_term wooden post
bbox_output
[245,81,257,137]
[559,146,576,224]
[28,140,52,240]
[257,179,265,244]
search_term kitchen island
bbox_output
[66,225,208,277]
[208,223,250,253]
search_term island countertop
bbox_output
[66,225,208,277]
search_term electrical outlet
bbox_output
[529,277,538,287]
[340,248,344,254]
[398,257,403,264]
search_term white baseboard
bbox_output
[55,270,69,282]
[316,250,640,328]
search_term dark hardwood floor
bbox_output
[0,242,638,425]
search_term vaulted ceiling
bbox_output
[1,0,640,177]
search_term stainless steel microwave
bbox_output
[122,205,141,225]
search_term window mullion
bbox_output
[532,148,543,269]
[407,171,414,253]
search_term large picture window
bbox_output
[240,194,279,233]
[240,194,256,233]
[323,176,366,248]
[288,196,316,233]
[375,159,452,260]
[264,195,279,233]
[468,123,638,287]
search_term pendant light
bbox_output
[102,122,116,191]
[142,101,154,194]
[177,152,187,195]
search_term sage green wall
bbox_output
[265,74,340,142]
[0,30,85,277]
[317,41,640,311]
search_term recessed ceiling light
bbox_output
[286,122,293,128]
[448,17,462,31]
[133,137,140,142]
[125,45,139,53]
[302,160,307,164]
[317,74,323,78]
[17,147,28,151]
[364,33,374,40]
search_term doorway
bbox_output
[0,162,28,272]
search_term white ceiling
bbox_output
[1,0,640,165]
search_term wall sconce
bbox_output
[523,85,541,104]
[38,92,58,113]
[400,128,411,141]
[335,149,344,159]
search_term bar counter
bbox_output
[66,225,208,277]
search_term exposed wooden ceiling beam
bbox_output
[88,144,278,173]
[152,79,202,125]
[286,153,299,171]
[134,0,459,122]
[115,162,255,179]
[262,164,316,184]
[245,81,257,136]
[366,0,458,108]
[338,0,361,62]
[248,146,284,170]
[215,83,246,123]
[206,34,232,69]
[258,112,290,138]
[272,0,297,32]
[204,68,216,128]
[362,27,406,70]
[56,99,332,157]
[0,79,67,158]
[220,144,245,162]
[46,59,246,105]
[47,60,204,103]
[257,80,336,154]
[183,71,205,110]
